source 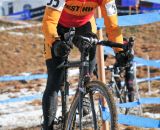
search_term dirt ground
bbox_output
[0,19,160,130]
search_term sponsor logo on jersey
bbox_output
[65,4,94,12]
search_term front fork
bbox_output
[78,60,90,130]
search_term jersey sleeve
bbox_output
[100,0,123,51]
[42,0,65,46]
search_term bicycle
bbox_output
[105,64,132,114]
[104,37,137,114]
[51,28,129,130]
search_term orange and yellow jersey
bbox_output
[42,0,123,59]
[59,0,98,27]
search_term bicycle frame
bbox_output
[106,65,127,102]
[58,46,91,129]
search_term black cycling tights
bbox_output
[42,57,65,130]
[42,22,96,130]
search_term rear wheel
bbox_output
[65,81,118,130]
[118,85,129,114]
[108,82,129,114]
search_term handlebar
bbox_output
[64,28,134,52]
[74,35,134,52]
[98,40,123,48]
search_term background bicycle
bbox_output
[104,37,141,114]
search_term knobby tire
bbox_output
[65,80,118,130]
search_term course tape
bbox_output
[118,97,160,108]
[0,73,160,83]
[141,0,160,4]
[135,57,160,68]
[140,7,160,12]
[96,12,160,28]
[8,10,160,27]
[0,68,79,82]
[137,76,160,83]
[0,74,47,82]
[102,108,160,128]
[136,60,160,67]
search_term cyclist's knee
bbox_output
[46,59,65,91]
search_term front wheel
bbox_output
[65,80,118,130]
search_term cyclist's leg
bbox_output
[42,24,70,130]
[42,57,65,130]
[125,62,135,102]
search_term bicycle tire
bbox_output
[118,85,129,114]
[108,82,130,115]
[65,80,118,130]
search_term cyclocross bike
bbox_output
[51,28,131,130]
[104,37,136,114]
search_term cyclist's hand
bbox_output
[123,36,135,51]
[52,40,71,58]
[115,36,135,66]
[73,32,98,51]
[115,51,134,67]
[84,32,98,44]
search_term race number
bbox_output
[105,1,117,16]
[46,0,65,11]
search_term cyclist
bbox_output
[41,0,134,129]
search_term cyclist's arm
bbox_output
[100,0,123,52]
[42,0,65,46]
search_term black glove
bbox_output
[73,32,98,51]
[123,36,135,51]
[52,40,71,58]
[116,36,135,67]
[115,51,134,67]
